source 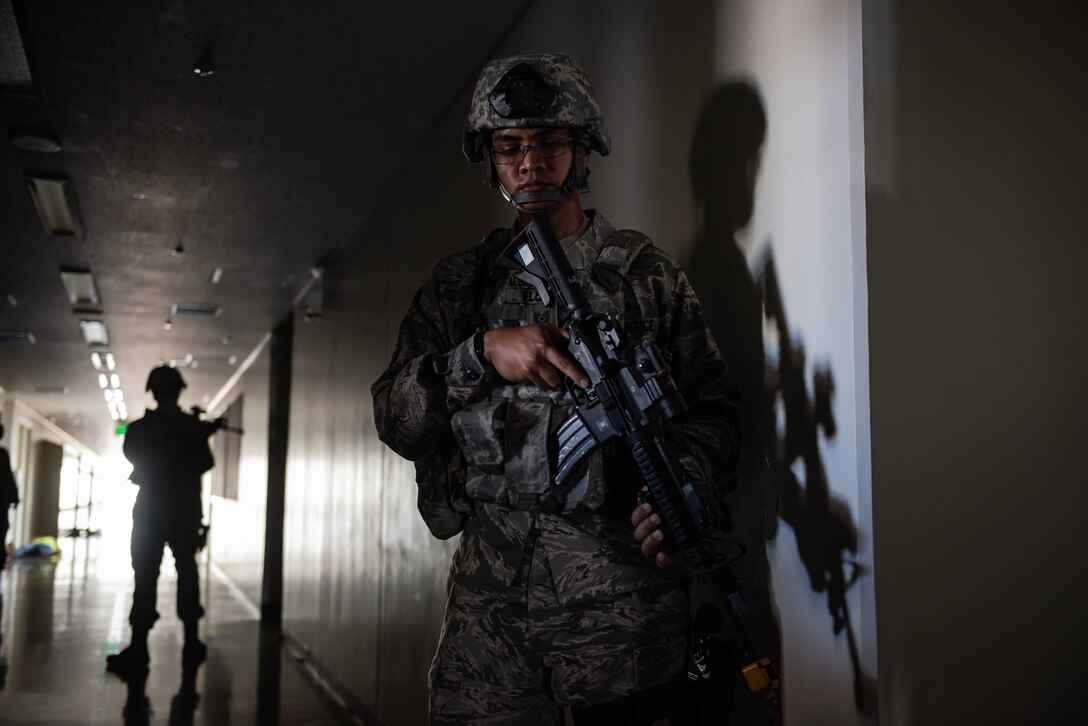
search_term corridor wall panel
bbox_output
[864,1,1088,723]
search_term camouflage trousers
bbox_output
[429,536,689,725]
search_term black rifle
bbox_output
[191,407,244,435]
[497,218,779,706]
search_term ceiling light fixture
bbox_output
[98,373,108,389]
[59,268,101,307]
[79,319,110,346]
[90,352,116,372]
[210,267,223,284]
[111,374,120,388]
[26,175,78,235]
[11,132,62,153]
[33,386,70,395]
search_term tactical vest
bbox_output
[450,221,658,512]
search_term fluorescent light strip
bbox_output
[60,269,101,306]
[27,176,76,235]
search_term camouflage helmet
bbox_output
[463,52,611,164]
[145,365,187,392]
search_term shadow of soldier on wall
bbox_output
[685,79,783,724]
[685,79,876,721]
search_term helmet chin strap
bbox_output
[499,184,562,214]
[496,158,584,216]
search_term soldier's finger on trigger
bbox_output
[552,349,589,388]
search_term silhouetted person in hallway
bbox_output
[0,420,19,567]
[107,366,214,675]
[1,419,19,692]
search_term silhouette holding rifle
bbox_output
[107,365,221,675]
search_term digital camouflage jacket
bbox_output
[372,211,741,603]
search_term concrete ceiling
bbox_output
[0,0,530,455]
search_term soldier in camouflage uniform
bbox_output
[372,52,740,725]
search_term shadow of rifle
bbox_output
[756,244,874,713]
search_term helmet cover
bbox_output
[145,365,187,392]
[464,52,610,163]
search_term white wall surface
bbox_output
[707,2,874,724]
[207,342,271,609]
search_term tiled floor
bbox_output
[0,531,352,725]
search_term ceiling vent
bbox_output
[33,386,70,395]
[172,302,221,317]
[0,329,36,343]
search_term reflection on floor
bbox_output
[0,532,351,725]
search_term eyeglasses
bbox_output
[490,134,573,165]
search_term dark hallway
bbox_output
[3,2,1085,725]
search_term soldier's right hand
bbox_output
[481,324,590,390]
[632,501,678,569]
